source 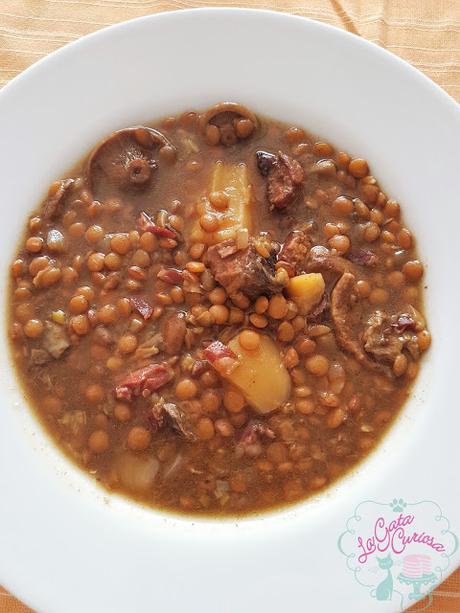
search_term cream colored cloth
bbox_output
[1,0,459,100]
[0,2,459,612]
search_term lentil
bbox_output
[127,426,151,451]
[88,430,109,454]
[305,354,329,376]
[175,378,198,400]
[239,329,260,351]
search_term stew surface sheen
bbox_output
[8,103,430,516]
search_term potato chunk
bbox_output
[225,334,291,414]
[190,161,252,245]
[115,453,159,492]
[287,273,325,314]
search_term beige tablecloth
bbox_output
[0,1,459,611]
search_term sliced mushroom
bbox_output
[200,102,258,146]
[87,127,176,200]
[330,272,390,376]
[277,228,311,276]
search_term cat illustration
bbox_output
[375,554,394,601]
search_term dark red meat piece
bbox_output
[347,248,379,267]
[215,241,238,259]
[206,238,281,300]
[277,229,311,275]
[240,420,275,445]
[130,296,154,320]
[115,363,173,401]
[157,267,184,285]
[266,152,304,210]
[137,211,176,238]
[204,340,237,364]
[150,401,197,441]
[161,312,187,355]
[392,314,417,333]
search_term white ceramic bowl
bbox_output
[1,9,459,613]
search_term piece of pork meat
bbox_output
[256,151,304,210]
[346,247,379,267]
[306,246,352,276]
[115,363,173,401]
[150,400,197,442]
[277,229,311,276]
[42,322,70,359]
[206,237,282,300]
[161,312,187,355]
[363,310,421,364]
[42,179,74,219]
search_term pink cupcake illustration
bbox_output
[397,554,437,601]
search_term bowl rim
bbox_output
[2,7,459,110]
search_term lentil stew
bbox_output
[8,103,430,516]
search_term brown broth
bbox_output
[7,105,429,516]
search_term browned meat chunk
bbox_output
[393,314,416,333]
[236,420,276,457]
[161,312,186,355]
[190,360,208,378]
[330,273,389,375]
[392,306,425,333]
[138,211,177,239]
[240,420,275,445]
[347,248,379,267]
[204,340,237,363]
[42,179,74,219]
[151,401,197,441]
[363,309,421,364]
[277,229,311,275]
[306,246,352,276]
[257,151,304,210]
[157,267,184,284]
[330,276,422,375]
[206,238,282,300]
[115,363,173,401]
[42,322,70,359]
[214,241,238,258]
[363,311,403,364]
[129,296,154,320]
[255,150,277,176]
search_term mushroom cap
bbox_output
[200,102,258,130]
[200,102,258,146]
[87,127,175,200]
